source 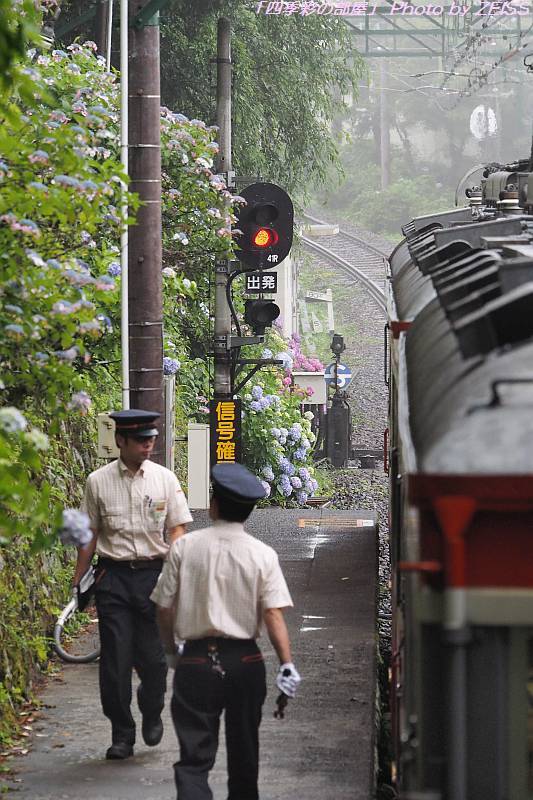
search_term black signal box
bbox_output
[234,182,294,270]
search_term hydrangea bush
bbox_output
[0,42,127,416]
[0,40,132,545]
[240,328,320,506]
[0,40,241,542]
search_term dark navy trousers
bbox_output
[171,638,267,800]
[94,563,167,745]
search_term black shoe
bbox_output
[106,742,134,760]
[142,716,163,747]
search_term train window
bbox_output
[527,639,533,795]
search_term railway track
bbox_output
[300,212,388,312]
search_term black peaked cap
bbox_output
[211,462,266,505]
[109,408,160,437]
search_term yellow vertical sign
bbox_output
[210,399,242,466]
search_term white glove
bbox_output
[276,662,301,698]
[165,651,178,670]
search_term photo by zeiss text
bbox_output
[389,0,530,12]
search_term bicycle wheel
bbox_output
[54,596,101,663]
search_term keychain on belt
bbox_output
[207,643,226,677]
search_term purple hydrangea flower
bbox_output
[68,391,92,414]
[260,480,271,498]
[296,490,309,505]
[251,385,263,400]
[290,476,302,489]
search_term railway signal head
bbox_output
[244,298,280,336]
[234,182,294,270]
[331,333,345,356]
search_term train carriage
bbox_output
[387,163,533,799]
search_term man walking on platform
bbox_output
[73,409,193,761]
[152,462,301,800]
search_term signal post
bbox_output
[210,22,294,467]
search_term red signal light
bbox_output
[253,227,278,248]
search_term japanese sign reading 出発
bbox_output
[210,399,242,466]
[245,272,278,294]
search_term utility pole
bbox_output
[94,0,110,57]
[213,17,233,401]
[128,0,165,464]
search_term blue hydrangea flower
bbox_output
[262,466,275,482]
[270,428,281,439]
[275,351,293,371]
[296,490,309,505]
[277,475,292,497]
[261,348,273,360]
[163,357,180,375]
[107,261,121,277]
[278,457,295,476]
[5,324,24,338]
[288,423,302,441]
[290,476,302,489]
[293,447,307,461]
[250,400,261,412]
[251,385,263,400]
[299,467,311,481]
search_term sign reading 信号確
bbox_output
[210,399,242,466]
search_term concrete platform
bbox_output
[2,508,378,800]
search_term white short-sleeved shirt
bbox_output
[80,458,193,560]
[150,520,293,640]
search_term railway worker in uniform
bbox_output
[72,408,193,761]
[151,462,301,800]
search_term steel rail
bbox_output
[301,211,390,260]
[300,234,387,312]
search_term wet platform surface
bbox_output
[2,508,378,800]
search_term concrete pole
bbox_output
[128,0,165,463]
[213,17,233,400]
[379,61,390,191]
[119,0,129,411]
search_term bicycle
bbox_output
[53,566,100,664]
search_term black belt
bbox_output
[185,637,256,648]
[98,557,164,571]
